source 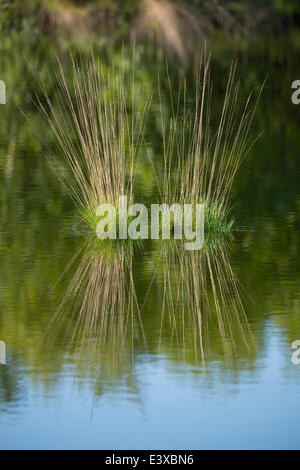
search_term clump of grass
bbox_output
[158,53,263,233]
[37,53,152,231]
[204,202,234,233]
[37,52,261,241]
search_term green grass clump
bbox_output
[157,54,262,236]
[203,203,233,233]
[38,54,151,237]
[38,52,261,242]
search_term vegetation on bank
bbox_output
[1,1,300,64]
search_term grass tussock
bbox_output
[158,53,263,233]
[38,52,262,239]
[37,53,152,229]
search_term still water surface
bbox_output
[0,49,299,449]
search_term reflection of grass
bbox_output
[38,54,152,231]
[158,54,262,233]
[158,238,255,369]
[46,237,145,380]
[47,235,254,380]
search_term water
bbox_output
[0,42,300,449]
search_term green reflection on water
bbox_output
[0,35,300,411]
